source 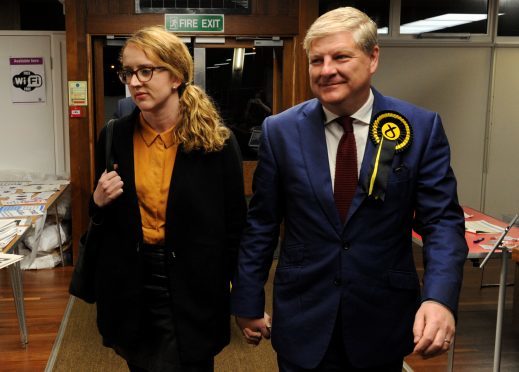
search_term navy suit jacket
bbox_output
[113,96,137,119]
[231,88,468,369]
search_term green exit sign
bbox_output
[165,14,224,33]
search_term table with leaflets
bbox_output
[0,181,69,346]
[413,206,519,372]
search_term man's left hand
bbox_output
[413,300,455,358]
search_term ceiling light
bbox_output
[400,13,487,34]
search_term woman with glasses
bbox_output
[88,25,246,372]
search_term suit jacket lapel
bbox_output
[345,88,388,224]
[298,100,343,236]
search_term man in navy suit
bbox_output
[113,96,136,119]
[231,6,468,371]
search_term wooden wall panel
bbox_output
[66,0,91,263]
[282,38,296,110]
[93,39,105,139]
[295,0,317,103]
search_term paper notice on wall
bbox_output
[68,81,88,106]
[10,57,46,103]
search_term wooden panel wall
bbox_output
[66,0,92,261]
[66,0,319,262]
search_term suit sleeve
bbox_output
[231,118,282,318]
[413,113,468,316]
[223,133,247,283]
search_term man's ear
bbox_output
[370,45,380,74]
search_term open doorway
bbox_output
[94,37,282,160]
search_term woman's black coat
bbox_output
[89,111,247,362]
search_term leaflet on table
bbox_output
[0,205,45,217]
[0,218,30,228]
[16,225,29,236]
[465,220,505,234]
[0,219,30,247]
[0,180,69,193]
[34,191,55,200]
[0,219,17,230]
[1,193,47,205]
[0,185,20,195]
[0,253,24,269]
[0,181,30,186]
[19,184,61,193]
[0,230,17,248]
[1,190,60,206]
[479,237,519,250]
[0,219,17,246]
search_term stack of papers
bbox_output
[0,219,18,248]
[0,252,24,269]
[465,220,505,234]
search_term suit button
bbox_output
[334,277,341,286]
[342,242,350,250]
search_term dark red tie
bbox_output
[334,116,357,223]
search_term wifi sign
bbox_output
[12,70,43,92]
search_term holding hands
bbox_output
[235,312,272,346]
[93,166,124,207]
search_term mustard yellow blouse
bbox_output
[133,116,177,245]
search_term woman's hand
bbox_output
[93,166,124,207]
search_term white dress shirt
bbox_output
[323,89,374,191]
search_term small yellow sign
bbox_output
[68,81,88,106]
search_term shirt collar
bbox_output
[323,89,374,126]
[138,115,176,148]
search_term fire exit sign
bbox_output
[165,14,224,33]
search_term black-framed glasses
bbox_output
[117,66,168,84]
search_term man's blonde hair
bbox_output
[303,7,378,55]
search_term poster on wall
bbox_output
[9,57,46,103]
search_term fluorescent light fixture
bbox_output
[245,52,256,56]
[232,48,245,71]
[207,66,220,70]
[214,62,230,66]
[195,37,225,44]
[400,13,487,34]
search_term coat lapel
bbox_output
[112,114,142,242]
[298,100,343,236]
[345,88,389,224]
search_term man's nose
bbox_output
[320,57,336,75]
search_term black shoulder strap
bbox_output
[105,119,115,172]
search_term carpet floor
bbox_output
[49,265,278,372]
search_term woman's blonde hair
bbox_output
[303,7,378,55]
[121,25,230,152]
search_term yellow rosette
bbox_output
[364,111,412,200]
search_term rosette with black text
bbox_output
[363,111,412,200]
